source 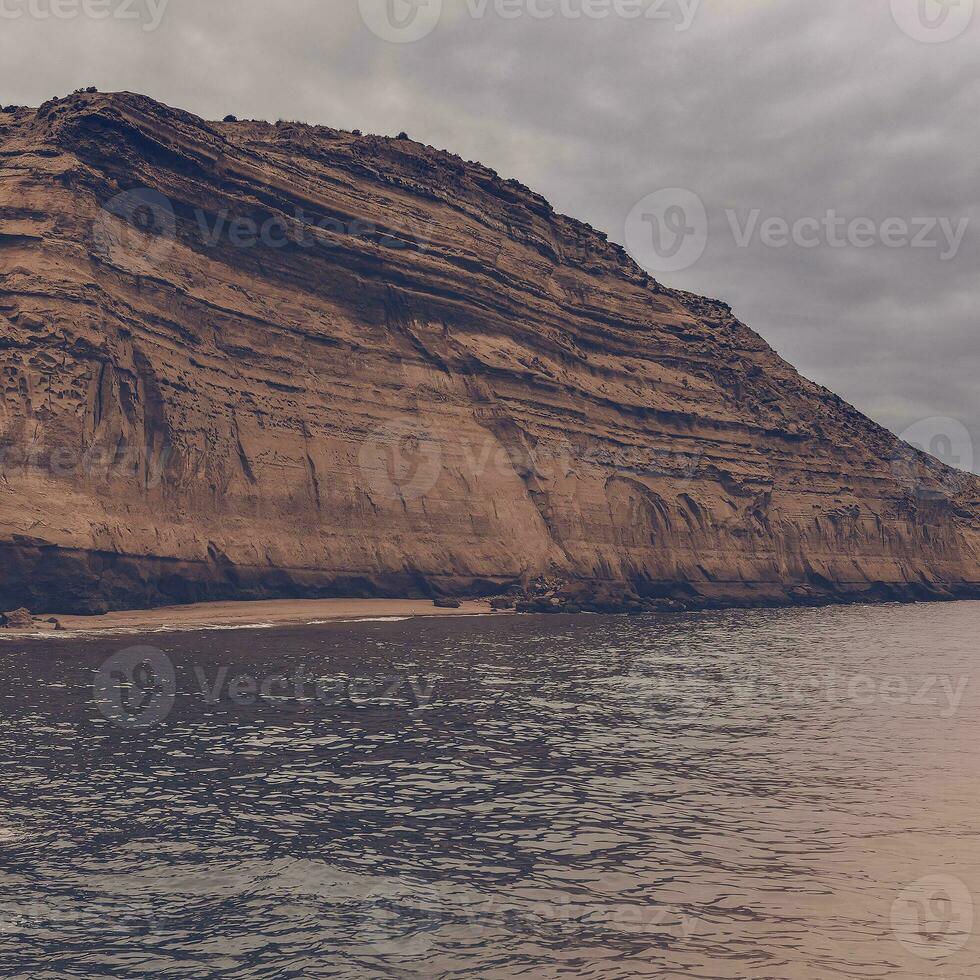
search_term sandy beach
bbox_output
[11,598,502,636]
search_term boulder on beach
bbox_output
[433,598,462,609]
[1,608,34,629]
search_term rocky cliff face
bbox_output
[1,91,979,614]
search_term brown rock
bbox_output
[0,93,979,614]
[1,608,34,629]
[433,598,462,609]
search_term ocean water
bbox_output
[1,602,978,978]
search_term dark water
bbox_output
[1,603,978,978]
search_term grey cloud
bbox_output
[1,0,976,467]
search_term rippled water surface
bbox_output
[2,602,979,978]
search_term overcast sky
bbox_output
[2,0,978,470]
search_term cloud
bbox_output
[1,0,977,466]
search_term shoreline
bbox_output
[2,598,505,638]
[5,590,980,639]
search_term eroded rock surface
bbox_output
[1,92,979,614]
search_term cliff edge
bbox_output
[1,91,979,614]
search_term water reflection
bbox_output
[1,602,978,977]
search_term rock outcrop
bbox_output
[1,91,979,615]
[0,607,63,631]
[0,607,33,629]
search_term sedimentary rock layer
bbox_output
[1,91,978,614]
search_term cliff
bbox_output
[1,91,979,615]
